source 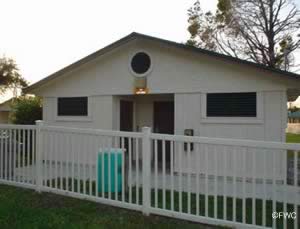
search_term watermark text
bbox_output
[272,212,297,219]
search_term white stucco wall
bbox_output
[42,96,114,129]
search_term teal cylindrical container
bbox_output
[98,149,122,193]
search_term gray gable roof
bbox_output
[24,32,300,93]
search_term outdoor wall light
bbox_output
[134,87,149,95]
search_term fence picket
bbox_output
[82,135,87,195]
[142,127,151,216]
[101,138,105,198]
[135,138,139,204]
[128,137,132,204]
[204,144,208,217]
[121,137,125,202]
[154,139,158,208]
[66,134,70,192]
[17,129,21,183]
[283,149,287,229]
[115,137,118,201]
[187,142,191,214]
[9,129,12,181]
[196,143,200,216]
[26,129,30,182]
[233,147,237,222]
[294,151,298,229]
[272,146,277,229]
[108,138,111,200]
[242,147,246,224]
[93,135,97,197]
[252,148,256,226]
[162,140,166,210]
[32,129,35,185]
[179,141,183,213]
[71,133,75,193]
[55,132,58,189]
[223,146,227,220]
[214,145,218,219]
[13,129,17,182]
[170,141,174,212]
[5,128,8,180]
[262,149,266,227]
[95,136,99,198]
[35,121,42,191]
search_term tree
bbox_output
[187,0,300,70]
[10,96,42,125]
[0,57,28,95]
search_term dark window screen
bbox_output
[131,52,151,74]
[207,93,256,117]
[58,97,88,116]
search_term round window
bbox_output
[130,52,151,75]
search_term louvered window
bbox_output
[206,93,256,117]
[57,97,88,116]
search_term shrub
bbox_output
[10,96,42,124]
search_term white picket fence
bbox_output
[0,122,299,229]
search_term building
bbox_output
[24,32,300,140]
[0,99,13,124]
[24,32,300,179]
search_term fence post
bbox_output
[35,120,43,193]
[142,127,151,216]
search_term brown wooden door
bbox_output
[120,100,133,132]
[153,101,174,168]
[120,100,133,151]
[153,101,174,134]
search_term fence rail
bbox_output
[0,122,299,229]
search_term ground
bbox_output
[0,184,218,229]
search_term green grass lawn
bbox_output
[286,133,300,143]
[0,184,218,229]
[286,133,300,160]
[0,182,298,229]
